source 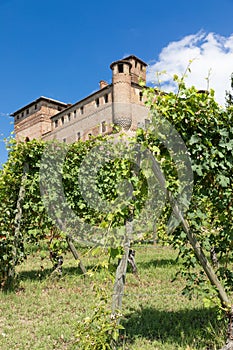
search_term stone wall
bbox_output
[43,85,113,142]
[14,99,67,141]
[13,55,149,142]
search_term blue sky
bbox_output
[1,0,233,165]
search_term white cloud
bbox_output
[0,112,10,117]
[147,31,233,106]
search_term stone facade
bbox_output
[11,55,149,142]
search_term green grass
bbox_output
[0,244,227,349]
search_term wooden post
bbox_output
[9,163,28,283]
[150,154,230,307]
[66,235,86,275]
[111,145,141,314]
[56,216,87,275]
[111,220,132,314]
[111,239,130,313]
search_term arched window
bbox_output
[118,63,124,73]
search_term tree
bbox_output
[0,136,148,288]
[142,72,233,349]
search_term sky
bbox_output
[1,0,233,165]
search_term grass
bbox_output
[0,243,227,349]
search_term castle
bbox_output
[11,55,149,142]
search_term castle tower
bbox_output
[110,59,132,130]
[11,97,68,141]
[123,55,147,85]
[110,55,147,130]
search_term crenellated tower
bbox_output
[110,55,147,130]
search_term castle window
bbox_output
[61,116,65,125]
[68,113,71,121]
[74,110,76,118]
[26,109,29,115]
[54,120,58,128]
[35,104,37,110]
[140,64,143,71]
[58,106,62,111]
[104,94,108,103]
[95,98,99,107]
[135,61,138,68]
[16,115,19,120]
[21,112,24,117]
[63,138,66,143]
[139,91,143,102]
[101,121,106,133]
[80,106,84,114]
[118,63,124,73]
[77,132,81,141]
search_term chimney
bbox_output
[99,80,108,89]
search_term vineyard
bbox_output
[1,74,233,349]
